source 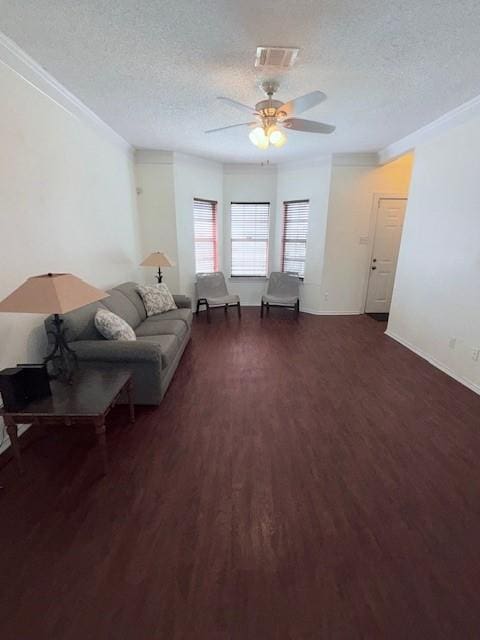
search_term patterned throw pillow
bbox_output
[94,308,136,341]
[137,283,177,316]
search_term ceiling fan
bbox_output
[205,80,335,149]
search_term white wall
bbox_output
[320,154,413,313]
[173,153,223,300]
[135,150,179,290]
[133,153,413,312]
[388,115,480,393]
[0,61,140,453]
[276,158,332,312]
[0,61,140,371]
[223,164,278,305]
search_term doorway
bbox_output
[365,196,408,316]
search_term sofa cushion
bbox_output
[115,282,147,321]
[135,318,187,341]
[94,309,136,341]
[137,283,177,316]
[103,288,142,329]
[152,308,193,328]
[137,334,178,369]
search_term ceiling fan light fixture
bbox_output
[268,126,287,148]
[249,126,269,149]
[256,136,270,150]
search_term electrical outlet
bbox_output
[449,337,456,350]
[324,292,329,301]
[472,349,480,362]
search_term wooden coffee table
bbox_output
[0,368,134,476]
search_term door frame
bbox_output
[362,192,408,313]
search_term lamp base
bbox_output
[44,314,78,383]
[156,268,163,283]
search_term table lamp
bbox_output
[0,273,109,381]
[140,252,175,283]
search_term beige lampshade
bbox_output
[0,273,109,315]
[140,252,175,268]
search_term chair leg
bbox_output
[237,302,241,318]
[196,299,201,315]
[266,302,270,314]
[206,302,211,323]
[260,300,264,318]
[224,304,228,314]
[296,299,300,319]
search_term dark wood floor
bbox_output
[2,309,480,639]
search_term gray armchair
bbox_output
[261,272,300,318]
[195,272,241,323]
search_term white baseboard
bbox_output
[196,305,360,315]
[301,308,360,316]
[385,329,480,396]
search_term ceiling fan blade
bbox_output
[282,118,335,134]
[279,91,327,116]
[217,97,258,115]
[205,122,256,134]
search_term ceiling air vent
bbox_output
[255,46,299,69]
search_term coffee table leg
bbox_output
[94,417,108,475]
[5,417,24,475]
[127,379,135,424]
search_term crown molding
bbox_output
[174,151,223,170]
[135,149,174,165]
[277,154,332,171]
[378,92,480,164]
[0,31,132,153]
[332,152,379,167]
[223,162,277,175]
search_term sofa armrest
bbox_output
[173,294,192,309]
[70,340,162,364]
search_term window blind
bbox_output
[281,200,310,278]
[193,198,218,273]
[231,202,270,276]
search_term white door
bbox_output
[365,197,407,313]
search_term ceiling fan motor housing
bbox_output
[255,99,284,119]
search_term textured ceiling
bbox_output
[2,0,480,162]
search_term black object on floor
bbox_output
[366,312,389,322]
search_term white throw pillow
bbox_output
[137,283,177,316]
[94,308,136,341]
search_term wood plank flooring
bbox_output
[1,309,480,639]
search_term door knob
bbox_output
[371,266,377,270]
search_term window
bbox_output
[281,200,310,278]
[231,202,270,276]
[193,198,218,273]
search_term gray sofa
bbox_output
[44,282,192,405]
